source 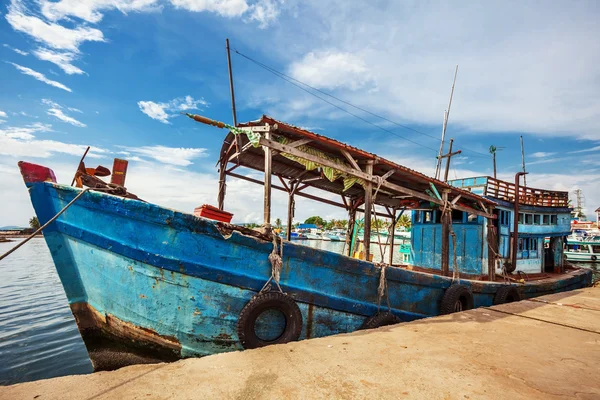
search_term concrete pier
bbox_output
[3,287,600,399]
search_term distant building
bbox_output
[596,207,600,225]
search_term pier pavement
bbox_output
[3,287,600,399]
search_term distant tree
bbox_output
[29,216,40,230]
[274,218,282,229]
[396,214,411,230]
[304,216,326,227]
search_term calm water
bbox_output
[0,237,598,385]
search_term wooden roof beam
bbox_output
[258,136,495,219]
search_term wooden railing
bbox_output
[485,177,569,207]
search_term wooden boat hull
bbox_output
[22,165,593,370]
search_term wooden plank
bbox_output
[287,138,313,148]
[364,160,374,261]
[258,137,495,219]
[340,149,361,171]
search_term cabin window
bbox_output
[542,215,550,225]
[518,213,524,223]
[525,214,533,224]
[498,210,509,226]
[434,211,442,224]
[424,211,432,223]
[452,209,463,223]
[593,246,600,254]
[550,215,557,224]
[534,215,541,225]
[414,211,421,223]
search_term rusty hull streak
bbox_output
[70,302,182,370]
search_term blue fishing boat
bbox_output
[18,115,591,371]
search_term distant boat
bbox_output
[564,235,600,263]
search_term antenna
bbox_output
[520,136,527,186]
[489,145,504,179]
[435,65,459,180]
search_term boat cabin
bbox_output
[447,176,571,274]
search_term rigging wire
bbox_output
[232,49,491,158]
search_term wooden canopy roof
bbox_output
[218,115,495,218]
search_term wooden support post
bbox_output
[388,208,397,266]
[286,181,296,241]
[217,159,227,210]
[441,189,450,276]
[263,129,272,225]
[487,217,497,281]
[364,160,374,261]
[345,206,357,257]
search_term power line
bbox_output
[232,49,491,158]
[233,49,439,153]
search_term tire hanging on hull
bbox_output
[440,284,474,315]
[359,312,402,330]
[237,292,303,350]
[493,285,521,305]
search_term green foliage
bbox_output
[304,216,326,227]
[29,216,40,230]
[396,214,411,230]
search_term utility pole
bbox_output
[489,145,504,179]
[438,138,462,182]
[435,65,459,180]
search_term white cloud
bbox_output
[119,145,208,166]
[42,99,86,127]
[170,0,249,17]
[0,111,7,118]
[8,62,72,92]
[289,51,374,91]
[247,0,280,29]
[47,109,86,128]
[137,95,208,123]
[530,152,556,158]
[0,123,104,159]
[40,0,161,24]
[32,48,85,75]
[137,101,170,123]
[3,43,28,56]
[68,107,83,113]
[6,1,105,52]
[569,145,600,154]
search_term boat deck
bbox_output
[4,287,599,400]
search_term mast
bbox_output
[435,65,458,180]
[225,38,238,127]
[520,135,527,187]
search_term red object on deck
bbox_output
[111,158,128,186]
[194,204,233,223]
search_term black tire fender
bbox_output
[359,312,402,330]
[493,285,521,305]
[440,284,474,315]
[237,292,302,350]
[591,255,597,261]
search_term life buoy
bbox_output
[493,285,521,305]
[591,255,597,261]
[398,199,420,209]
[359,312,402,330]
[440,284,474,315]
[237,292,302,349]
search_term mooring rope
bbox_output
[260,233,284,293]
[0,188,104,262]
[376,264,392,312]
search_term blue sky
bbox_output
[1,0,599,226]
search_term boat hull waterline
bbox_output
[22,165,593,370]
